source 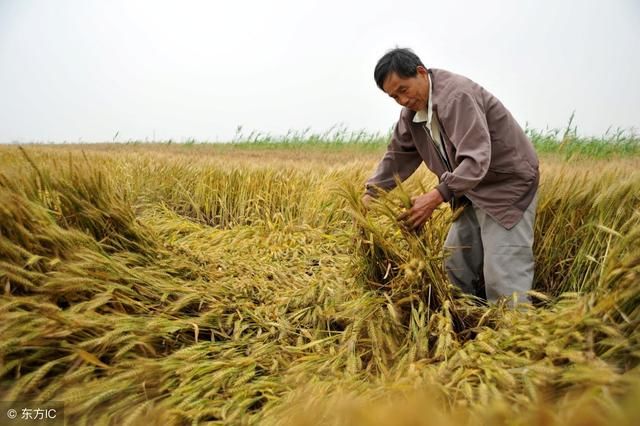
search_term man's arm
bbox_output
[436,92,491,202]
[365,112,422,198]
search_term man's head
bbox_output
[374,48,429,112]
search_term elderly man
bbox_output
[364,48,539,304]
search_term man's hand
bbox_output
[398,189,444,231]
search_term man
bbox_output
[364,48,539,304]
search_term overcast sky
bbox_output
[0,0,638,143]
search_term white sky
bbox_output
[0,0,638,143]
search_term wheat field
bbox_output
[1,142,639,425]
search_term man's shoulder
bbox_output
[431,68,477,86]
[431,68,492,118]
[430,68,482,105]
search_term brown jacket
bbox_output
[365,68,539,229]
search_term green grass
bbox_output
[19,121,639,157]
[178,123,640,157]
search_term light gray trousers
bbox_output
[444,195,537,304]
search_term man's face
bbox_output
[382,66,429,112]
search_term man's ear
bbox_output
[416,66,428,76]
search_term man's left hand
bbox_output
[398,189,444,231]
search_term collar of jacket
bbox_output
[406,68,439,124]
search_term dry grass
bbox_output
[0,144,639,425]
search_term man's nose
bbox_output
[398,96,409,107]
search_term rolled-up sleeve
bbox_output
[438,92,491,199]
[365,113,422,197]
